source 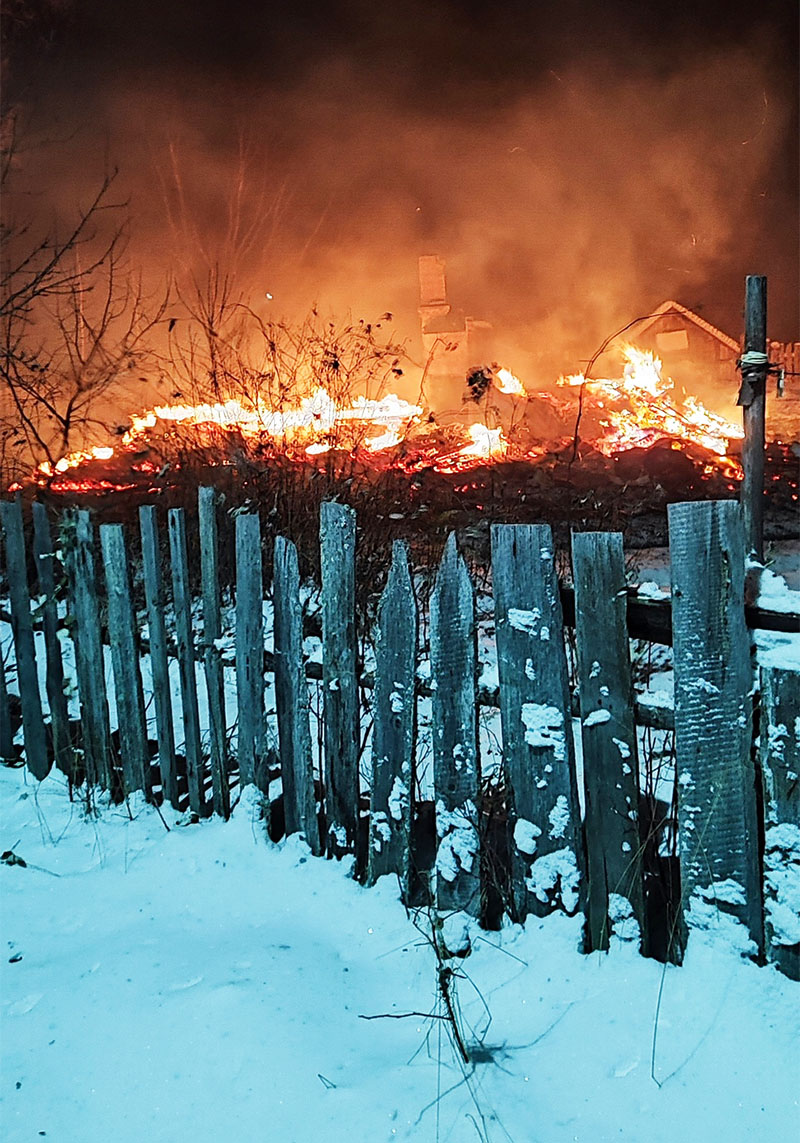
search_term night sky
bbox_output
[3,0,799,368]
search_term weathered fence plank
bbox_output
[168,507,205,816]
[31,503,73,778]
[139,506,178,808]
[198,487,230,818]
[235,512,266,793]
[573,531,645,952]
[760,666,800,980]
[63,509,113,790]
[367,540,417,892]
[100,524,150,798]
[668,499,762,954]
[430,532,480,914]
[491,523,584,922]
[273,535,321,854]
[320,501,360,859]
[0,499,50,780]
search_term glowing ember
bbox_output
[495,368,526,396]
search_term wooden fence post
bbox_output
[235,512,266,795]
[100,524,151,799]
[491,524,584,922]
[669,499,762,955]
[198,487,230,818]
[168,507,205,816]
[430,532,480,914]
[0,498,49,780]
[273,535,321,854]
[139,506,178,808]
[760,666,800,980]
[320,501,360,859]
[572,531,645,952]
[31,503,73,779]
[63,509,113,791]
[739,275,768,560]
[367,540,417,892]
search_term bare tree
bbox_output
[0,113,168,484]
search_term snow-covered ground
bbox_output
[2,766,799,1143]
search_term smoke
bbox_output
[4,0,798,408]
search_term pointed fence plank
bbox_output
[573,531,645,952]
[100,524,150,798]
[139,506,178,808]
[669,500,762,954]
[430,533,480,914]
[168,507,205,816]
[491,524,584,921]
[320,501,360,858]
[63,509,113,790]
[273,535,321,854]
[367,541,417,891]
[0,498,49,780]
[31,503,73,778]
[235,512,266,793]
[198,487,230,818]
[760,666,800,980]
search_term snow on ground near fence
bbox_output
[2,764,799,1143]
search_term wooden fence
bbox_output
[0,492,798,979]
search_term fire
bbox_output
[494,368,526,396]
[558,345,743,464]
[20,343,748,491]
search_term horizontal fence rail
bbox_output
[1,491,798,979]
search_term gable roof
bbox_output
[634,300,740,354]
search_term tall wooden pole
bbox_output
[739,275,767,560]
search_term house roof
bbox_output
[634,300,740,354]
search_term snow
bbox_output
[582,709,612,728]
[513,817,542,856]
[520,703,567,760]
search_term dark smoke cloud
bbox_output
[4,0,798,400]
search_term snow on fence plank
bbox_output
[320,501,360,859]
[32,503,72,779]
[100,523,151,799]
[669,499,763,956]
[273,534,321,855]
[367,540,416,893]
[168,507,205,816]
[760,666,800,980]
[139,505,178,808]
[491,523,584,922]
[198,487,230,819]
[0,497,50,781]
[573,530,645,952]
[63,509,113,790]
[430,532,480,914]
[234,512,266,795]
